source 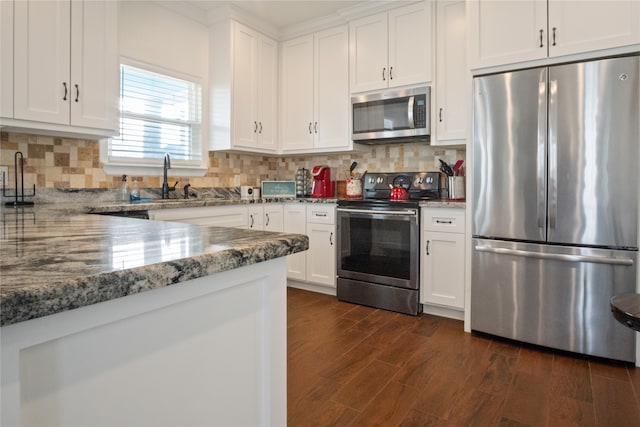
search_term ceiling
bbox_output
[182,0,370,29]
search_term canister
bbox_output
[346,178,362,198]
[447,176,465,200]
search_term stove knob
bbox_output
[376,177,384,184]
[416,177,424,184]
[426,176,433,184]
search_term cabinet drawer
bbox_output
[422,208,465,233]
[306,204,335,225]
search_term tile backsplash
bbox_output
[1,132,465,193]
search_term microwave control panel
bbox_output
[414,95,427,128]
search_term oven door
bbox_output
[336,207,419,289]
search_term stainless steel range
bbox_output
[336,171,440,315]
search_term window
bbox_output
[108,62,203,168]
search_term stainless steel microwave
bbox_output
[351,86,430,143]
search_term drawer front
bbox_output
[422,208,465,233]
[306,204,336,225]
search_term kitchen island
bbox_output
[0,207,308,426]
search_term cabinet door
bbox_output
[468,0,547,69]
[14,0,71,124]
[388,2,432,87]
[421,230,465,309]
[70,0,118,130]
[280,35,314,151]
[314,25,350,151]
[0,0,13,118]
[306,223,336,287]
[349,12,388,93]
[548,0,640,57]
[232,22,259,149]
[284,204,306,281]
[264,204,284,232]
[257,35,278,151]
[248,206,264,230]
[434,0,467,145]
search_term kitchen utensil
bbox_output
[349,161,358,177]
[439,159,454,176]
[453,160,464,175]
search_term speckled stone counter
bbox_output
[0,206,308,326]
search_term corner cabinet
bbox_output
[432,0,467,146]
[421,208,465,317]
[280,25,351,154]
[2,0,119,137]
[468,0,640,70]
[349,1,432,93]
[210,20,278,153]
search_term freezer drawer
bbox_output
[471,239,637,362]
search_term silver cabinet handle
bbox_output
[439,108,443,122]
[74,84,79,102]
[265,213,270,226]
[474,245,634,266]
[389,66,393,80]
[552,27,557,46]
[62,82,68,101]
[329,232,333,246]
[259,122,263,134]
[308,122,312,134]
[426,240,430,255]
[382,67,386,81]
[314,121,318,133]
[539,29,544,48]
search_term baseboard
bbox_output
[287,279,336,296]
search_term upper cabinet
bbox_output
[2,0,119,136]
[280,25,351,153]
[0,0,13,119]
[349,2,432,93]
[468,0,640,70]
[433,0,467,146]
[210,20,278,153]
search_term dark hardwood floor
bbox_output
[287,287,640,427]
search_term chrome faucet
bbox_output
[161,153,171,199]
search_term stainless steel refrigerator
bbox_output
[471,55,639,362]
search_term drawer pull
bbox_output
[315,212,327,217]
[436,220,453,224]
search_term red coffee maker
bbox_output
[311,165,334,198]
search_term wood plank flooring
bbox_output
[287,287,640,427]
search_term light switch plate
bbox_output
[0,166,8,190]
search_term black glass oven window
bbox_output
[339,215,413,280]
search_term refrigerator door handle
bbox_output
[474,245,634,266]
[548,79,559,230]
[537,80,547,230]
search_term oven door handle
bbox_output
[336,208,417,216]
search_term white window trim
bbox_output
[102,57,207,177]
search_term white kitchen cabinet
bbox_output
[280,25,350,153]
[468,0,640,69]
[149,205,249,228]
[210,20,278,153]
[421,208,465,311]
[305,204,336,287]
[4,0,119,136]
[0,0,13,119]
[433,0,467,146]
[283,203,306,281]
[349,2,432,93]
[263,204,284,232]
[248,205,264,230]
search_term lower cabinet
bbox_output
[248,204,283,231]
[421,208,465,314]
[283,203,336,289]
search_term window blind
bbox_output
[110,64,202,162]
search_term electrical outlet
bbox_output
[0,166,8,189]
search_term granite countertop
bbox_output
[0,207,309,327]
